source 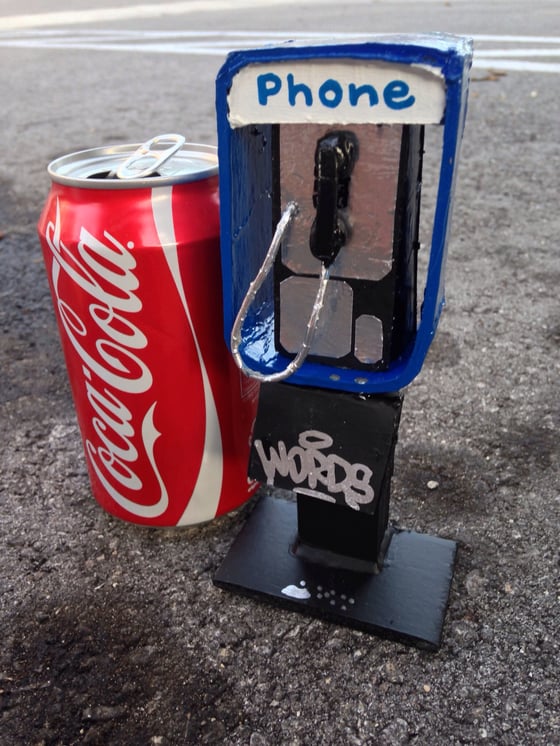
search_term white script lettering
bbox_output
[45,199,168,518]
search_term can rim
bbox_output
[48,142,218,189]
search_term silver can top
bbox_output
[48,135,218,189]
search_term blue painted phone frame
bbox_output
[216,34,472,393]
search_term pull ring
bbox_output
[231,202,331,383]
[109,133,186,179]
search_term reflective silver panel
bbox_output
[279,277,353,358]
[354,314,384,364]
[279,123,402,282]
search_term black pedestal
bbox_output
[214,494,457,649]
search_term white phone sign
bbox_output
[227,60,446,127]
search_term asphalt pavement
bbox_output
[0,1,559,744]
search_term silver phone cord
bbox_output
[231,201,331,383]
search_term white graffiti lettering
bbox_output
[253,429,374,511]
[45,199,169,518]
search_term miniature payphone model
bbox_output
[213,35,472,648]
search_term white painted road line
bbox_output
[0,0,351,30]
[0,28,559,73]
[473,60,560,73]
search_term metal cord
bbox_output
[231,201,331,383]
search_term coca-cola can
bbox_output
[37,135,259,526]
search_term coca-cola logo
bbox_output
[45,198,169,518]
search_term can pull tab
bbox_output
[109,133,186,179]
[309,131,358,266]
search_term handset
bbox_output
[309,131,358,266]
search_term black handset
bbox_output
[309,131,358,266]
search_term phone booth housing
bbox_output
[214,35,472,648]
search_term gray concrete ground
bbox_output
[1,1,559,744]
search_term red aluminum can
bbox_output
[37,136,259,526]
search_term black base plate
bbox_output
[214,495,457,649]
